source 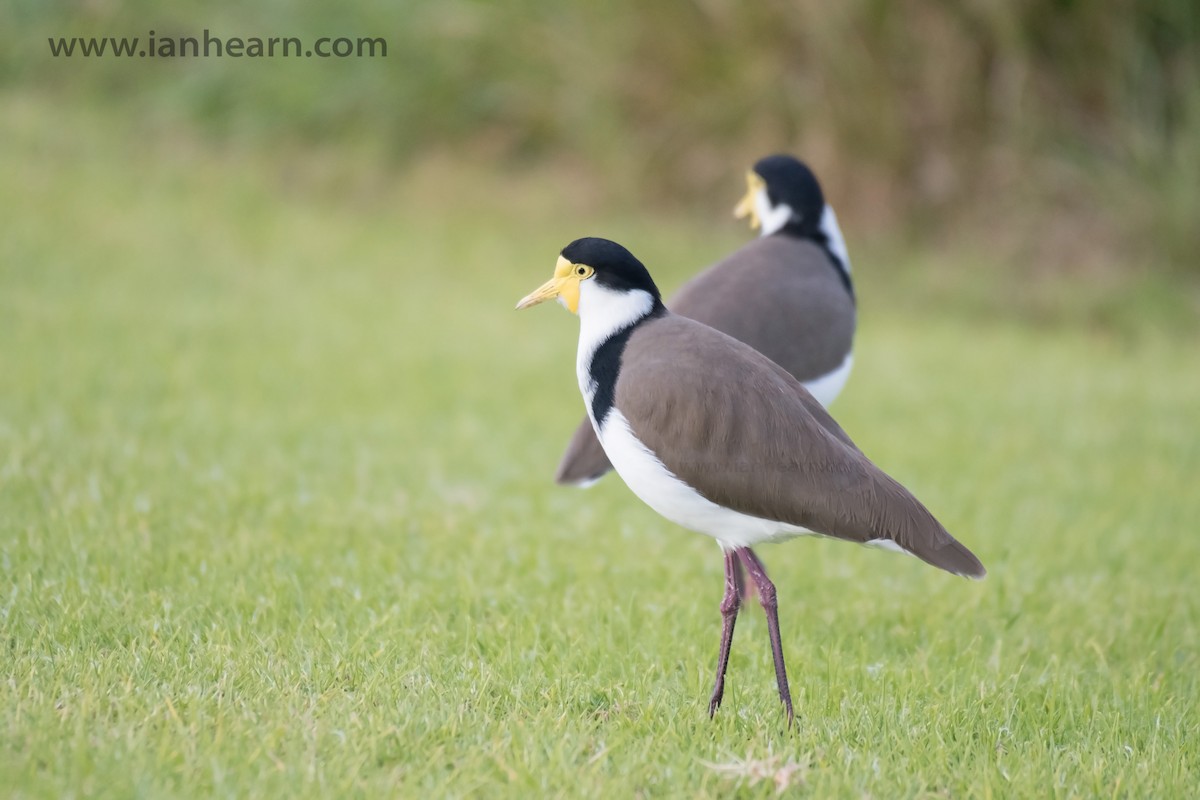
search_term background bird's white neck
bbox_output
[755,187,794,237]
[820,204,852,274]
[575,281,655,401]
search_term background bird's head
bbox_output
[735,154,826,238]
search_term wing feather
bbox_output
[615,315,984,578]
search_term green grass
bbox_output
[2,94,1199,798]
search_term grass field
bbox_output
[2,95,1199,797]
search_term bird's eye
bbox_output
[576,266,588,276]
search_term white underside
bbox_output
[802,352,854,408]
[595,408,817,550]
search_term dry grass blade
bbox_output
[702,750,814,794]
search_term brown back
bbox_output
[669,235,855,381]
[614,314,984,578]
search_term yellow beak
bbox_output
[733,170,765,231]
[516,256,583,314]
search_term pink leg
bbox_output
[737,548,794,726]
[708,549,744,717]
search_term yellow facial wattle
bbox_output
[516,256,594,315]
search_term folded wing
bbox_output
[615,315,984,578]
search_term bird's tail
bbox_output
[906,535,987,579]
[872,474,987,579]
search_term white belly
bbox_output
[596,408,814,550]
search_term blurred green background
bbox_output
[6,0,1200,322]
[3,3,1200,797]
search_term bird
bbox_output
[555,155,856,488]
[517,237,985,724]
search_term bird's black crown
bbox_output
[561,237,664,305]
[753,155,826,235]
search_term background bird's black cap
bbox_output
[752,155,825,231]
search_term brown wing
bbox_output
[615,315,984,579]
[555,236,855,486]
[669,236,855,382]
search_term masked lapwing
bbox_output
[555,155,856,487]
[518,237,985,724]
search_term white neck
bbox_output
[755,187,794,237]
[575,281,655,407]
[820,204,852,274]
